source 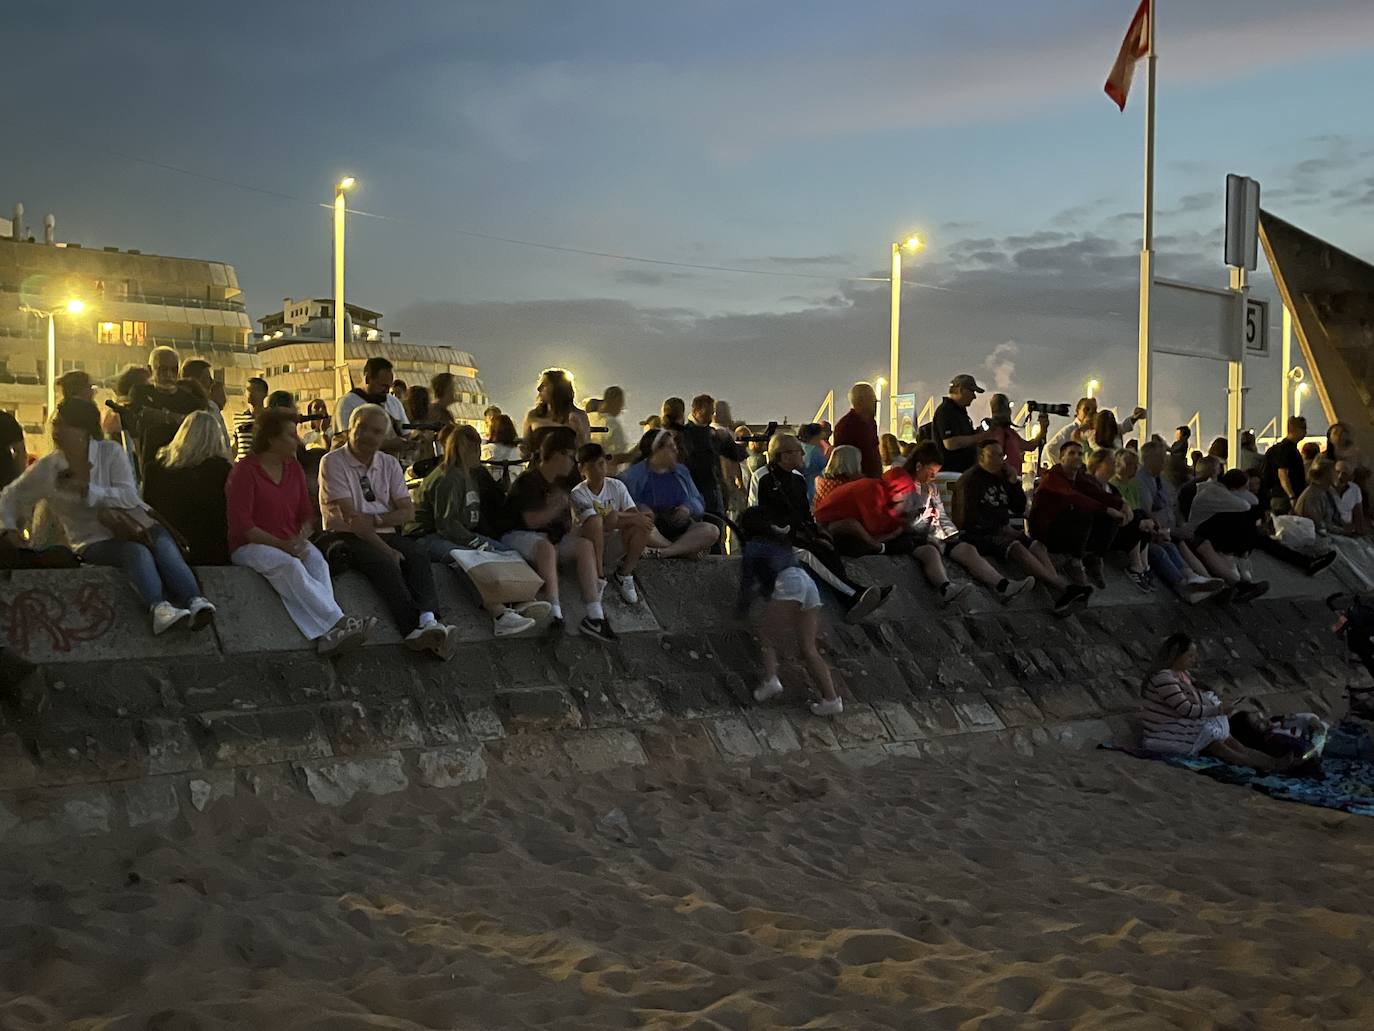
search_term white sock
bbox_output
[586,600,605,620]
[550,603,563,620]
[418,611,435,626]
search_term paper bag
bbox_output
[450,548,544,606]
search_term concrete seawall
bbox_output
[0,552,1361,842]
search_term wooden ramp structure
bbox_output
[1260,209,1374,439]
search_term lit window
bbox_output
[97,321,120,344]
[123,320,147,344]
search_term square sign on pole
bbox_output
[1225,174,1260,271]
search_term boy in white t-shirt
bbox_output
[572,443,654,604]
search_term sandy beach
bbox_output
[3,747,1373,1030]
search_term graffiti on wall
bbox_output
[0,584,116,655]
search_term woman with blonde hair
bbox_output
[878,433,903,473]
[814,444,864,509]
[142,409,232,564]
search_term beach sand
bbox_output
[3,748,1373,1030]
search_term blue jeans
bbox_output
[1148,541,1188,586]
[83,525,200,609]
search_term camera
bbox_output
[735,420,779,445]
[1026,401,1071,418]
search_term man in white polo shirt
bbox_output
[320,403,454,656]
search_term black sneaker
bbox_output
[1052,585,1091,617]
[1308,552,1337,576]
[579,616,619,643]
[549,617,566,636]
[1234,580,1270,603]
[844,585,890,623]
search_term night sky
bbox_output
[6,0,1374,436]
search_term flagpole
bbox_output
[1136,0,1156,440]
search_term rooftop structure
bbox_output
[0,201,255,446]
[256,298,489,425]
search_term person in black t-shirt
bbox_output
[933,374,996,474]
[0,409,25,491]
[951,440,1085,615]
[1259,416,1308,513]
[129,345,208,477]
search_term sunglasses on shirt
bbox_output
[358,472,377,503]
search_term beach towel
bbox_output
[1102,743,1374,817]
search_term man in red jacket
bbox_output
[833,382,882,478]
[1028,440,1131,591]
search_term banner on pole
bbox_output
[894,394,917,440]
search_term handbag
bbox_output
[97,505,159,545]
[449,546,544,606]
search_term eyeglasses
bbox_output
[358,473,377,503]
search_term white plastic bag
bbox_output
[1272,514,1316,549]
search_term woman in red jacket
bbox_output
[1028,440,1132,590]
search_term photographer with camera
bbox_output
[1045,396,1146,462]
[331,356,408,442]
[1028,439,1131,592]
[752,433,890,623]
[933,374,998,474]
[985,393,1046,479]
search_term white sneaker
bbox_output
[494,610,537,637]
[405,617,449,655]
[616,574,640,605]
[151,601,190,635]
[997,576,1036,603]
[187,596,216,631]
[810,696,844,717]
[753,677,784,703]
[317,619,367,656]
[513,600,552,620]
[939,581,972,607]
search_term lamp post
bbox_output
[1294,381,1310,420]
[874,376,887,434]
[333,176,356,400]
[1086,378,1100,400]
[19,298,85,419]
[889,235,923,433]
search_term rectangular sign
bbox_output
[894,393,916,440]
[1245,297,1269,356]
[1225,174,1261,271]
[1152,278,1244,363]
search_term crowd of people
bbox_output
[0,353,1352,722]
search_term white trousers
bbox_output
[231,542,343,641]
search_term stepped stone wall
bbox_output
[0,552,1360,843]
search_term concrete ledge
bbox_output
[1,549,1362,841]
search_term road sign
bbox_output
[1226,174,1261,271]
[1245,297,1269,356]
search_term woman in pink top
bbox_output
[226,409,373,655]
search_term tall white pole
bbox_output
[333,188,348,401]
[45,313,56,420]
[889,243,901,435]
[1227,266,1247,467]
[1280,304,1293,429]
[1136,0,1157,442]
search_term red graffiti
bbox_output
[0,584,117,655]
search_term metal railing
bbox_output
[0,281,246,313]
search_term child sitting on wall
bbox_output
[736,506,842,717]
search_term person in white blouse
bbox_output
[0,398,216,635]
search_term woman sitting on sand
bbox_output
[1139,633,1287,771]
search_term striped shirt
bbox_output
[1139,669,1223,752]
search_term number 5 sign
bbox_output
[1245,297,1269,356]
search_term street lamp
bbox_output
[1086,378,1100,400]
[19,298,86,418]
[889,234,924,433]
[333,176,357,400]
[1295,381,1310,420]
[873,376,887,433]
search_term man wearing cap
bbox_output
[933,375,997,474]
[833,382,883,478]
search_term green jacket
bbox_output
[405,464,487,546]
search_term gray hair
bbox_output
[350,402,391,434]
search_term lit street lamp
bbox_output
[1086,378,1100,400]
[334,176,356,400]
[889,234,923,433]
[874,376,887,433]
[1294,381,1310,420]
[19,298,86,418]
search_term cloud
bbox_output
[982,341,1020,393]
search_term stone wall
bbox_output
[0,552,1361,843]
